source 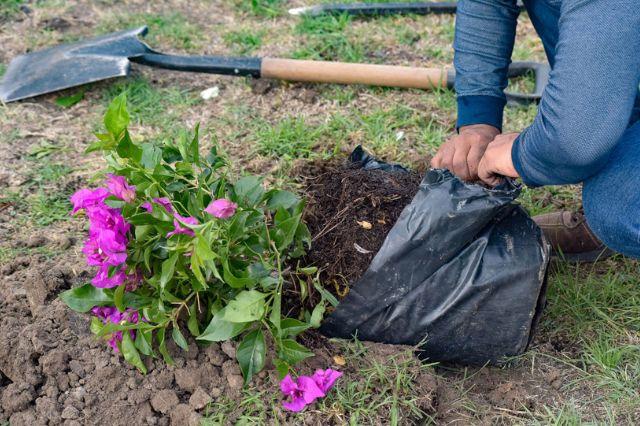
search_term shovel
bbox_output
[0,26,547,104]
[288,1,524,17]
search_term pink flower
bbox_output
[85,205,131,236]
[312,369,342,394]
[167,214,198,238]
[204,199,238,219]
[91,306,139,352]
[141,201,153,212]
[70,188,109,214]
[106,174,136,203]
[92,264,127,288]
[153,197,174,214]
[280,374,326,412]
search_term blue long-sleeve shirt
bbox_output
[454,0,640,187]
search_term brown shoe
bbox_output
[533,211,614,262]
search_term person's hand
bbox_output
[431,124,500,181]
[477,133,520,186]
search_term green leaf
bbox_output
[298,266,318,275]
[104,93,130,137]
[122,332,147,374]
[280,318,311,337]
[273,358,290,379]
[234,176,264,207]
[90,317,104,335]
[197,308,248,342]
[224,290,267,323]
[190,253,207,290]
[59,284,112,312]
[195,234,216,260]
[135,329,154,356]
[172,325,189,351]
[141,143,162,169]
[187,302,200,336]
[116,131,142,162]
[160,254,178,291]
[236,329,266,384]
[309,301,326,328]
[269,291,281,331]
[279,339,314,365]
[313,280,340,307]
[267,190,299,210]
[55,91,84,108]
[190,124,200,164]
[157,328,174,365]
[114,283,126,312]
[222,260,255,288]
[123,292,153,309]
[274,213,302,251]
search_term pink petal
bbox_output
[204,199,238,219]
[153,197,174,214]
[312,369,343,393]
[298,376,326,402]
[280,375,298,395]
[282,397,307,412]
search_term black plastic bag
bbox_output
[321,152,550,365]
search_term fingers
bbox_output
[466,142,486,180]
[452,142,471,181]
[431,139,454,169]
[478,153,503,187]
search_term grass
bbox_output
[540,260,640,416]
[0,0,23,21]
[315,342,436,424]
[255,116,324,159]
[292,14,369,62]
[233,0,284,17]
[202,389,275,424]
[223,28,265,55]
[96,12,204,52]
[102,77,199,128]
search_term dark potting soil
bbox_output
[298,160,421,299]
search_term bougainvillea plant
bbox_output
[61,94,324,382]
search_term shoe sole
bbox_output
[551,247,615,263]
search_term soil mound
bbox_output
[300,161,421,294]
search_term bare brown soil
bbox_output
[300,160,421,295]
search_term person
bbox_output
[431,0,640,262]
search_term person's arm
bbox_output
[454,0,520,130]
[511,0,640,187]
[431,0,519,180]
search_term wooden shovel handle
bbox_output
[261,57,449,90]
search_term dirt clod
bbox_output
[188,387,212,410]
[174,369,201,393]
[150,389,179,415]
[170,404,201,426]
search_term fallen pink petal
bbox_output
[280,372,336,412]
[312,368,343,394]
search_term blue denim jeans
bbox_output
[454,0,640,257]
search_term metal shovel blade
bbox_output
[0,26,151,102]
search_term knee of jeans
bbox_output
[583,182,637,255]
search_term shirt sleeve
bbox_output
[512,0,640,187]
[454,0,520,131]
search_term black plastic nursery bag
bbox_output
[321,150,550,365]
